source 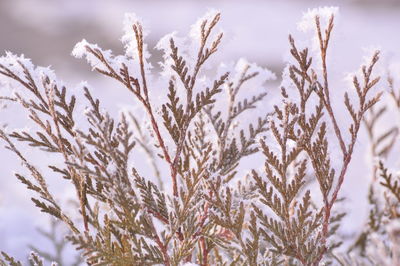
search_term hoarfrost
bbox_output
[296,6,340,66]
[29,251,43,265]
[234,58,276,84]
[71,39,90,58]
[155,9,225,80]
[189,9,220,41]
[77,80,89,89]
[155,31,179,56]
[0,52,56,90]
[0,52,34,75]
[121,13,150,60]
[37,66,56,82]
[155,31,187,77]
[297,6,339,33]
[72,35,145,81]
[361,46,382,67]
[280,65,296,94]
[366,229,397,266]
[71,39,110,71]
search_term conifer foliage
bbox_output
[0,7,398,266]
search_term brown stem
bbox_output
[170,15,221,196]
[315,15,347,157]
[200,237,209,266]
[44,80,89,232]
[132,24,177,196]
[154,234,171,266]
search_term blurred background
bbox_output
[0,0,399,263]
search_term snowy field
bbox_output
[0,0,400,263]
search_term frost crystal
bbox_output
[155,31,178,54]
[0,52,34,86]
[29,251,43,264]
[362,46,381,64]
[121,13,151,60]
[189,9,220,41]
[235,58,276,82]
[121,13,142,56]
[0,52,59,93]
[71,39,90,58]
[155,31,187,76]
[37,66,56,82]
[72,39,112,71]
[297,6,338,33]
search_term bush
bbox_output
[0,7,399,266]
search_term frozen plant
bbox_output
[0,6,396,266]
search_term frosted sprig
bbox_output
[297,6,339,33]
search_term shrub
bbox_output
[0,6,398,266]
